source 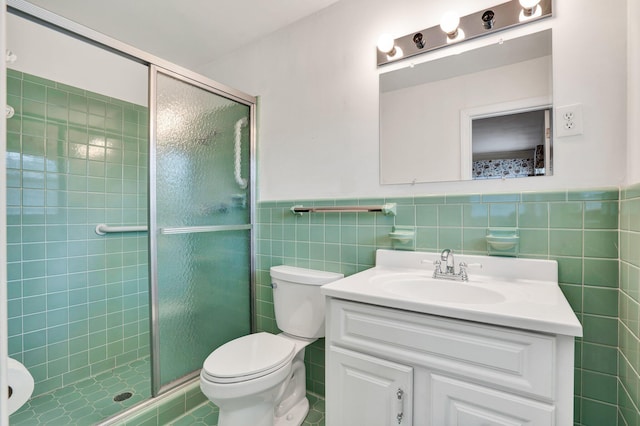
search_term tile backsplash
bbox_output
[6,69,149,397]
[255,187,635,425]
[619,184,640,426]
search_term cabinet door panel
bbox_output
[431,374,555,426]
[327,346,413,426]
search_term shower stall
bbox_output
[2,3,255,424]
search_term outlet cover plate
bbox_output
[555,104,583,137]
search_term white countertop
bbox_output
[321,250,583,337]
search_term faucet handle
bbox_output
[460,262,483,269]
[458,262,482,281]
[428,259,442,274]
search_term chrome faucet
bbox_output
[432,249,480,282]
[440,249,455,274]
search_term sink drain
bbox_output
[113,391,133,402]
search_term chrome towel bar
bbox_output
[291,203,397,216]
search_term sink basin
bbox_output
[320,250,584,336]
[371,274,506,304]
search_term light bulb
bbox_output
[377,34,395,54]
[440,11,460,36]
[519,0,542,20]
[519,0,541,19]
[519,0,541,8]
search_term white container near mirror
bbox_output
[379,29,552,185]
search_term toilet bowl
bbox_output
[200,266,343,426]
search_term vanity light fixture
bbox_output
[376,0,551,66]
[440,11,465,43]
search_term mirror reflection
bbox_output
[471,108,551,180]
[379,29,552,184]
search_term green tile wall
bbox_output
[6,69,150,397]
[256,188,624,424]
[619,183,640,426]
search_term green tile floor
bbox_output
[10,358,150,425]
[10,358,324,426]
[169,394,325,426]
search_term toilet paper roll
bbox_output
[7,358,34,415]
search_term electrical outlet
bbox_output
[555,104,583,137]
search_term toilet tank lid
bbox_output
[270,265,343,285]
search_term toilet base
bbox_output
[274,396,309,426]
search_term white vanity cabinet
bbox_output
[325,298,575,426]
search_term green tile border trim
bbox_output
[622,182,640,200]
[262,187,620,207]
[7,68,147,110]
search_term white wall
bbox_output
[199,0,628,201]
[629,0,640,185]
[7,14,148,106]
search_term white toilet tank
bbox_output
[270,266,343,339]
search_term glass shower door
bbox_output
[149,66,253,394]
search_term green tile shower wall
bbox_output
[256,189,625,424]
[6,69,149,397]
[619,183,640,426]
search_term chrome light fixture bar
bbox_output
[377,0,551,66]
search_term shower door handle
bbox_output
[234,117,248,189]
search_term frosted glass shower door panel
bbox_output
[151,68,252,391]
[155,230,250,387]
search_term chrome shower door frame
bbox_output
[148,65,256,396]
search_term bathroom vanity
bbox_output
[321,250,582,425]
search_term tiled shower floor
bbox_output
[10,358,151,425]
[168,393,325,426]
[10,355,325,426]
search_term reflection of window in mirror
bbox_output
[471,108,551,180]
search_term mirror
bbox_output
[379,30,552,184]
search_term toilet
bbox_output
[200,265,343,426]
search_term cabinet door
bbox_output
[327,346,413,426]
[431,374,555,426]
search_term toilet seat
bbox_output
[202,332,296,384]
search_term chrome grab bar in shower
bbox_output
[160,224,252,235]
[95,224,148,235]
